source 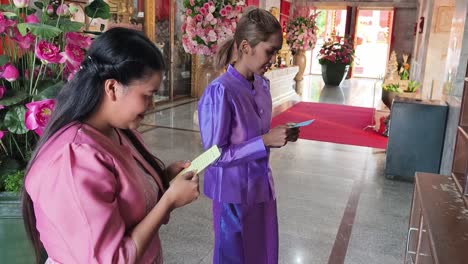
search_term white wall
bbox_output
[421,0,454,100]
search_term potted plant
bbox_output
[318,36,355,86]
[381,83,401,109]
[285,12,318,82]
[381,80,421,109]
[0,0,109,199]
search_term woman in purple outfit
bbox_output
[198,7,300,264]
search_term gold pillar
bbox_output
[191,55,200,97]
[144,0,155,42]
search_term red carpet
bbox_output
[271,102,388,149]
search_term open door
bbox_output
[308,7,348,75]
[352,8,394,78]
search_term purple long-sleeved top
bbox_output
[198,65,275,204]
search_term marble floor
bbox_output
[0,75,414,264]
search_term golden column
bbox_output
[144,0,156,42]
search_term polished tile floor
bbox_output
[0,75,413,264]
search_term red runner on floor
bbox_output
[271,102,388,149]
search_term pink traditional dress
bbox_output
[26,122,165,264]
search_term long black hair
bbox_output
[21,27,169,263]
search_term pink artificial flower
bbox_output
[225,5,233,13]
[0,105,4,110]
[60,44,84,71]
[220,8,227,17]
[195,14,203,22]
[25,14,39,23]
[0,13,16,34]
[35,40,62,64]
[200,7,208,16]
[203,3,210,9]
[65,32,92,49]
[13,0,29,8]
[0,63,19,82]
[186,9,192,16]
[189,0,195,6]
[25,99,55,136]
[207,30,217,42]
[56,4,70,16]
[0,86,5,99]
[210,18,217,25]
[46,5,54,15]
[209,5,216,13]
[206,13,214,22]
[12,28,35,50]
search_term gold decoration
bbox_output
[107,0,134,24]
[385,50,399,81]
[144,0,156,42]
[269,7,280,21]
[277,32,292,67]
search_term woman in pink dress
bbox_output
[22,27,200,264]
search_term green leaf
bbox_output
[34,81,64,100]
[85,0,111,20]
[2,11,17,19]
[17,23,62,39]
[4,105,28,135]
[0,91,28,107]
[34,1,44,9]
[25,8,37,15]
[48,19,84,32]
[4,169,24,193]
[0,55,9,66]
[0,5,17,12]
[0,158,20,178]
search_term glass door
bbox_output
[155,0,170,102]
[172,0,192,99]
[353,8,394,78]
[153,0,192,103]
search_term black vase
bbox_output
[321,63,350,86]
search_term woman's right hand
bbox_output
[262,125,288,147]
[165,171,199,209]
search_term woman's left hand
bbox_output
[166,160,191,182]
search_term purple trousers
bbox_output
[212,200,278,264]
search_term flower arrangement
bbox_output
[0,0,109,192]
[285,13,319,52]
[318,36,355,65]
[181,0,246,56]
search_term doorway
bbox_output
[307,8,348,75]
[352,8,394,78]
